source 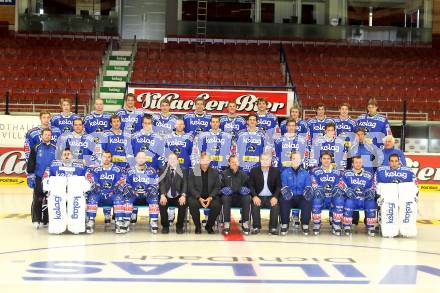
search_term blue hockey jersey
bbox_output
[219,115,247,139]
[51,113,81,133]
[116,108,144,134]
[274,134,309,171]
[152,113,178,137]
[84,112,112,134]
[356,113,392,149]
[309,136,348,170]
[280,118,309,136]
[125,166,159,196]
[235,129,267,173]
[44,160,87,178]
[375,166,416,184]
[164,132,194,169]
[196,130,233,170]
[101,130,131,168]
[87,164,124,194]
[183,112,211,136]
[307,116,335,143]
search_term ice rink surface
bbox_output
[0,186,439,292]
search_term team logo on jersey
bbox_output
[247,145,256,152]
[384,170,408,180]
[115,146,125,153]
[358,121,377,129]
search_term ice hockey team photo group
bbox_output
[25,93,418,238]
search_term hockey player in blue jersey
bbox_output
[340,155,377,236]
[309,123,348,171]
[310,151,345,236]
[84,98,112,134]
[85,151,127,234]
[101,114,131,169]
[356,98,392,149]
[57,118,97,166]
[116,93,144,134]
[235,114,268,174]
[280,104,309,137]
[184,97,211,136]
[164,119,194,169]
[307,103,334,143]
[334,103,357,149]
[255,97,280,145]
[382,135,406,166]
[219,100,247,140]
[130,114,166,170]
[51,98,81,133]
[195,116,233,171]
[24,110,61,161]
[348,127,383,174]
[375,154,418,237]
[124,151,160,234]
[129,114,165,224]
[152,98,178,137]
[274,119,309,172]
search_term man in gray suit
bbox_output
[159,153,188,234]
[188,153,222,234]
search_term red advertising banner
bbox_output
[406,153,440,192]
[0,147,26,185]
[129,87,295,116]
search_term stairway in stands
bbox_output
[99,40,136,112]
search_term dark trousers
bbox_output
[159,196,187,229]
[280,195,312,225]
[188,196,221,228]
[251,196,279,229]
[31,176,48,224]
[221,194,251,223]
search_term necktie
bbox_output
[170,169,177,198]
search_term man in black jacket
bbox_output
[249,152,280,235]
[220,155,252,235]
[159,153,188,234]
[188,153,222,234]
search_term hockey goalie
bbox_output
[43,148,91,234]
[375,153,418,238]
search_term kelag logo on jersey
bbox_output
[385,170,408,180]
[21,255,440,285]
[358,121,377,129]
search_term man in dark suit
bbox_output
[249,152,280,235]
[188,153,222,234]
[159,153,187,234]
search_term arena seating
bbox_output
[131,42,286,87]
[284,44,440,120]
[0,35,107,113]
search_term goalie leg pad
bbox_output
[398,182,418,237]
[67,193,86,234]
[48,194,67,234]
[311,197,323,227]
[379,184,399,238]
